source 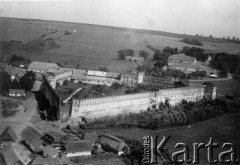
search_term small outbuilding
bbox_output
[8,89,25,97]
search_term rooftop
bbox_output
[4,66,26,76]
[21,126,43,149]
[87,70,107,77]
[46,67,72,76]
[31,157,62,165]
[168,54,196,63]
[0,127,17,143]
[64,68,86,80]
[97,134,124,152]
[0,144,23,165]
[65,141,92,153]
[9,89,25,94]
[28,61,59,72]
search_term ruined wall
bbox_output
[72,93,151,119]
[42,75,61,120]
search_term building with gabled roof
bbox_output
[8,89,25,97]
[0,127,17,148]
[96,134,129,155]
[21,126,43,152]
[28,61,59,73]
[87,70,107,77]
[168,53,196,64]
[0,144,23,165]
[65,140,92,157]
[30,157,62,165]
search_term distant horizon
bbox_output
[0,16,237,40]
[0,0,239,38]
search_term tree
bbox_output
[111,82,123,90]
[118,49,134,60]
[153,50,163,61]
[154,58,167,69]
[19,71,35,91]
[139,50,149,60]
[99,66,109,72]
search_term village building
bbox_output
[41,145,60,158]
[28,61,59,73]
[0,127,17,148]
[8,89,25,97]
[45,67,73,89]
[82,70,121,86]
[30,157,62,165]
[21,126,43,152]
[96,134,130,155]
[0,144,23,165]
[65,141,92,157]
[64,68,86,83]
[125,56,144,62]
[168,54,199,74]
[120,71,144,87]
[83,132,99,145]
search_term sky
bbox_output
[0,0,239,38]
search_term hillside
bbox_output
[0,17,240,72]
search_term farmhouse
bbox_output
[168,54,196,64]
[28,61,59,73]
[8,89,25,97]
[168,54,199,73]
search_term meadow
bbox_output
[1,17,240,72]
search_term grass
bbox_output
[1,17,240,73]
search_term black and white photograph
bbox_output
[0,0,240,164]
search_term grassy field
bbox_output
[1,17,240,72]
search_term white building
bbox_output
[28,61,59,73]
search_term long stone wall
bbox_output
[72,93,151,119]
[71,85,215,120]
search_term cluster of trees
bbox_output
[83,99,227,131]
[99,66,109,72]
[187,71,207,79]
[0,71,36,93]
[8,54,30,65]
[163,47,179,55]
[181,38,203,46]
[139,50,149,60]
[118,49,134,60]
[181,46,209,62]
[210,52,240,77]
[137,65,185,79]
